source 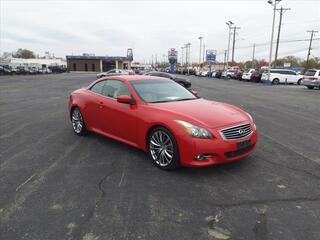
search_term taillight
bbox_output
[309,77,317,80]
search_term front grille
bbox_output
[220,123,252,140]
[225,144,254,158]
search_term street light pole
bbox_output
[186,43,191,74]
[198,36,203,67]
[181,46,184,67]
[226,21,234,68]
[267,0,282,84]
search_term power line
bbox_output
[235,38,320,50]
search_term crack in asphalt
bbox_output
[259,156,320,180]
[70,160,118,240]
[211,195,320,209]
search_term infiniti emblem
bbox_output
[238,129,244,134]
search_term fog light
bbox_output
[194,154,211,161]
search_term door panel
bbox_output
[99,80,138,145]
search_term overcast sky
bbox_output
[1,0,319,63]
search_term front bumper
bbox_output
[177,123,258,167]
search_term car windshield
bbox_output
[304,70,316,76]
[130,79,196,103]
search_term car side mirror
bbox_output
[190,90,198,97]
[117,95,132,104]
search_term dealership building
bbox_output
[66,53,133,72]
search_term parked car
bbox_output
[302,69,320,89]
[222,69,236,78]
[234,69,243,80]
[97,69,132,78]
[69,75,258,170]
[182,68,196,75]
[49,66,67,73]
[144,71,191,88]
[250,69,265,83]
[16,66,28,75]
[0,65,12,75]
[261,69,303,85]
[242,69,255,81]
[210,71,217,78]
[215,70,223,79]
[201,70,209,77]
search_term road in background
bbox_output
[1,73,320,240]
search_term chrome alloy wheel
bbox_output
[72,109,83,134]
[149,130,174,167]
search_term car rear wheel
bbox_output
[297,79,302,85]
[148,127,180,170]
[71,107,88,136]
[272,78,280,85]
[307,86,314,89]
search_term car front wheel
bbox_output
[272,78,280,85]
[71,107,88,135]
[148,127,180,170]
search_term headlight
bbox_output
[175,120,213,139]
[246,113,253,122]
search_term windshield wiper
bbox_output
[175,98,197,101]
[149,100,173,103]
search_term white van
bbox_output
[261,69,303,85]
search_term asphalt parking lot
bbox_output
[1,73,320,240]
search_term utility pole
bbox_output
[274,6,290,66]
[151,54,154,68]
[306,30,318,64]
[231,26,240,63]
[198,36,203,66]
[223,50,227,70]
[252,43,256,68]
[267,0,282,85]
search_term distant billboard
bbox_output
[168,48,178,60]
[127,48,133,61]
[206,50,216,62]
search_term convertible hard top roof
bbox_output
[99,75,165,82]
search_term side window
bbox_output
[318,71,320,76]
[102,80,131,99]
[91,81,106,94]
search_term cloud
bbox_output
[0,0,319,62]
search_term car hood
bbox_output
[150,98,250,128]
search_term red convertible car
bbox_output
[69,75,258,170]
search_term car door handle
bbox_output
[98,101,104,108]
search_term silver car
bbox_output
[302,69,320,89]
[96,69,130,78]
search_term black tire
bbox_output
[297,79,302,85]
[178,82,185,87]
[71,107,88,136]
[272,78,280,85]
[307,86,314,89]
[147,126,180,170]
